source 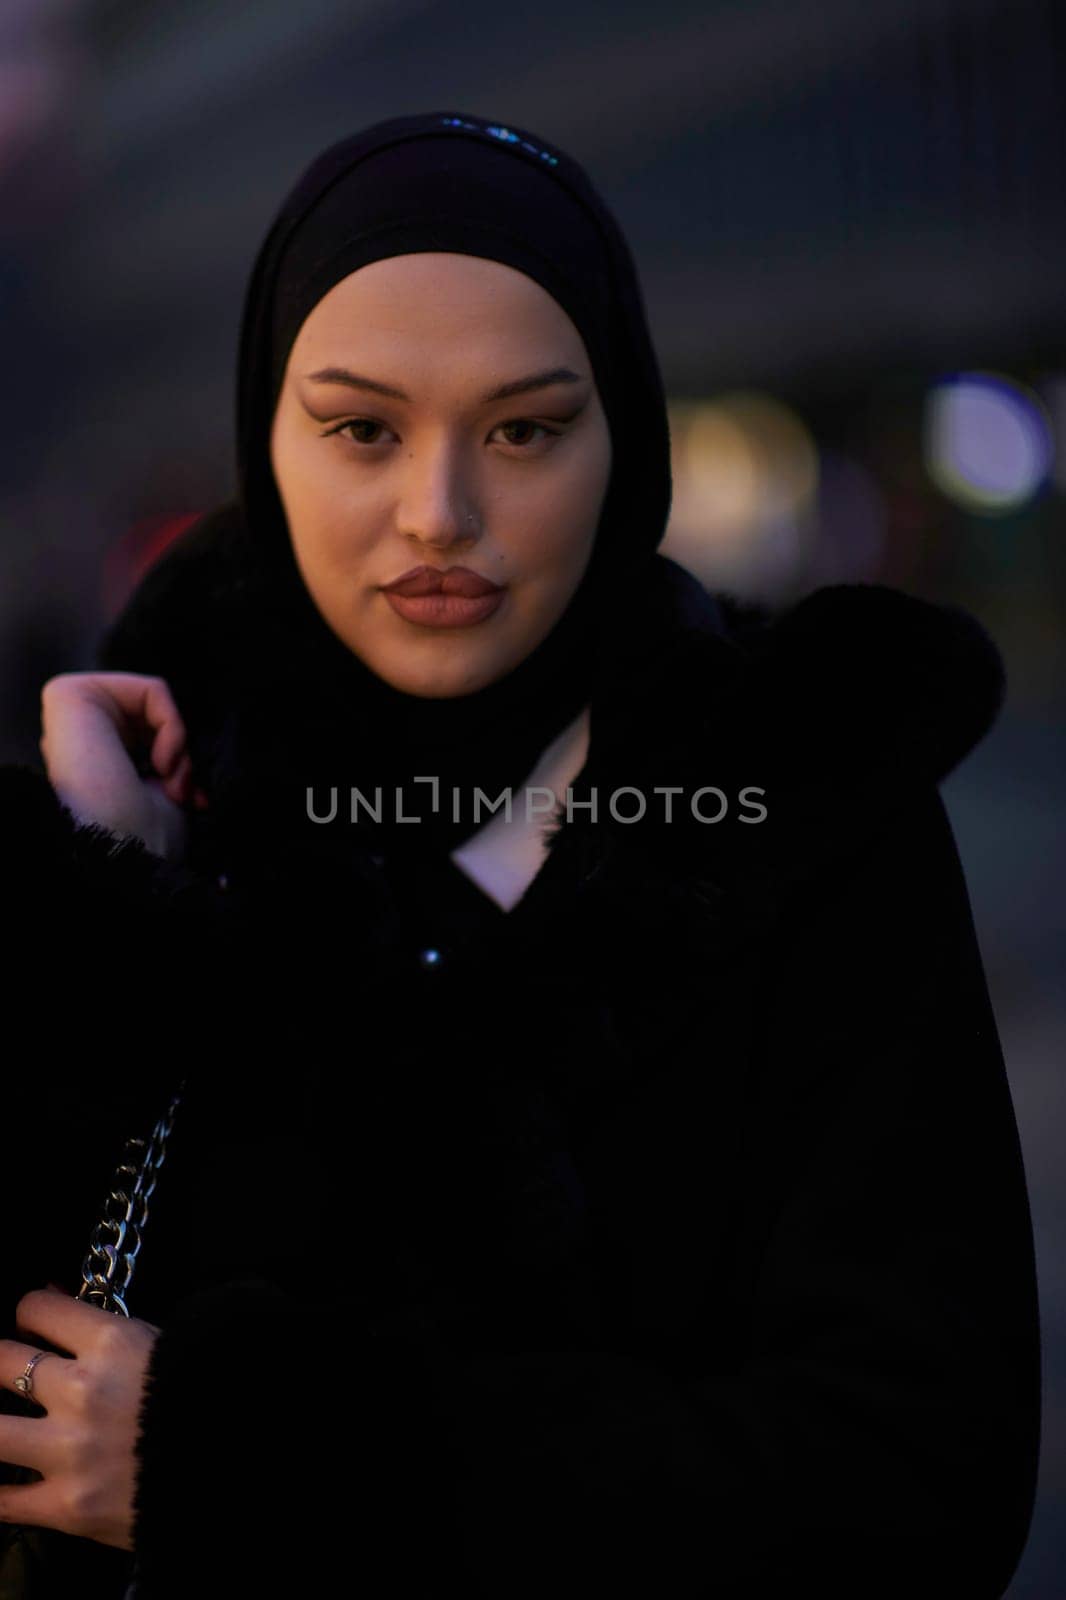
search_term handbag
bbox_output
[0,1081,186,1600]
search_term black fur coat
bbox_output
[0,542,1041,1599]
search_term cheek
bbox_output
[274,415,353,510]
[510,447,609,565]
[282,454,379,568]
[554,424,612,540]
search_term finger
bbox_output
[161,751,192,804]
[14,1287,115,1354]
[0,1479,71,1535]
[171,756,193,805]
[0,1412,56,1473]
[143,684,188,777]
[0,1342,68,1414]
[40,675,183,799]
[67,675,187,773]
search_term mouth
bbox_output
[381,564,505,599]
[381,587,507,629]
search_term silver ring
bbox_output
[13,1349,53,1403]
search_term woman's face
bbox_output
[270,252,612,697]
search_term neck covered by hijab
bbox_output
[156,111,691,858]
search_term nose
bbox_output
[395,438,482,549]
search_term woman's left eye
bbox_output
[493,419,560,449]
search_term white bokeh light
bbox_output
[924,371,1053,513]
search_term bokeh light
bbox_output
[923,371,1054,514]
[664,392,819,603]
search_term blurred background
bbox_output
[1,0,1062,1589]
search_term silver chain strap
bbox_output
[76,1079,186,1318]
[3,1083,190,1598]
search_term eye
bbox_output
[492,419,562,450]
[327,418,392,447]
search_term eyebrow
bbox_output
[302,365,587,404]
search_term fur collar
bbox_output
[538,569,1006,963]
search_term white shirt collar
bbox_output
[448,704,591,912]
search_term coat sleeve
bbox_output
[121,782,1041,1600]
[0,761,227,1305]
[0,758,225,1006]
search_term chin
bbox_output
[362,647,507,699]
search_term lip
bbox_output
[381,565,504,598]
[383,590,506,628]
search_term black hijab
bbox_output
[100,109,720,863]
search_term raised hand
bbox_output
[39,672,209,863]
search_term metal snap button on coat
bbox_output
[419,947,444,969]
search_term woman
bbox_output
[0,109,1041,1599]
